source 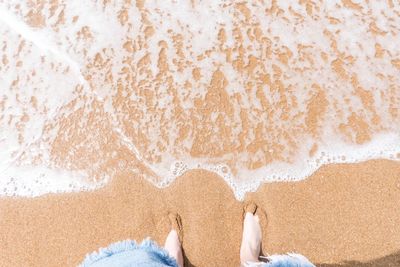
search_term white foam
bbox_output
[0,1,399,200]
[147,132,400,200]
[0,165,103,197]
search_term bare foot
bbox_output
[240,203,263,266]
[164,213,184,267]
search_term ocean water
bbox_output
[0,1,399,200]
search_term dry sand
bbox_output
[1,159,399,267]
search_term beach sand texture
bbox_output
[0,1,399,266]
[1,160,400,266]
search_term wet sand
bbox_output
[1,159,399,267]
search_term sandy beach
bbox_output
[1,1,400,266]
[1,159,399,266]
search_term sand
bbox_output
[1,159,399,267]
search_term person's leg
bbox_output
[164,214,184,267]
[240,204,315,267]
[240,203,262,265]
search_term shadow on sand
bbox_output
[182,249,400,267]
[317,250,400,267]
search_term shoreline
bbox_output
[1,159,400,266]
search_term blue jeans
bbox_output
[80,238,178,267]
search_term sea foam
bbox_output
[0,1,399,200]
